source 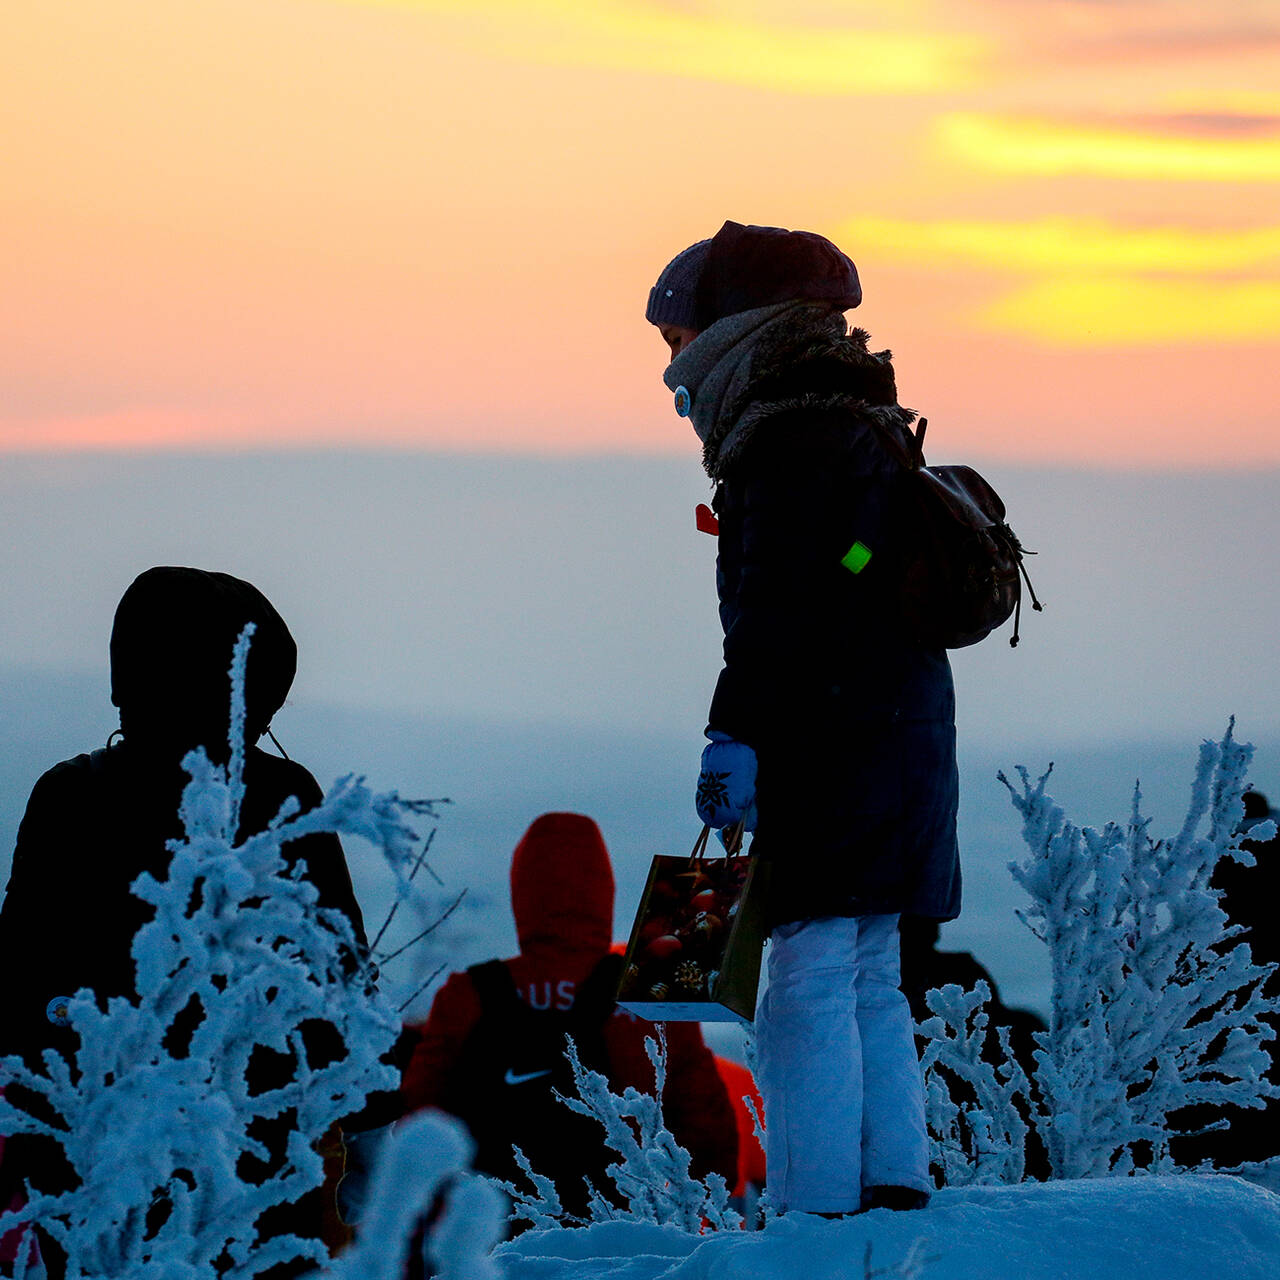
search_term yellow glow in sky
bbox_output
[841,216,1280,275]
[839,215,1280,344]
[366,0,990,94]
[941,113,1280,182]
[983,278,1280,345]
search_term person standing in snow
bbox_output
[0,566,367,1277]
[400,812,738,1214]
[645,221,960,1214]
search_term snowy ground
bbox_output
[495,1175,1280,1280]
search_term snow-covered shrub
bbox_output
[0,627,482,1278]
[918,982,1031,1187]
[323,1111,503,1280]
[920,723,1279,1184]
[500,1027,741,1233]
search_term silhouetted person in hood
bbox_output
[0,567,365,1277]
[401,813,738,1209]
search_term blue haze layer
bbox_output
[2,453,1277,1040]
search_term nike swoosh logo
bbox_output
[504,1068,552,1086]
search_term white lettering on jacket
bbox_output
[521,980,578,1012]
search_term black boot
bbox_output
[861,1185,930,1212]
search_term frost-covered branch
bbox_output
[365,813,488,1022]
[322,1112,503,1280]
[500,1027,742,1233]
[919,982,1031,1186]
[919,723,1278,1186]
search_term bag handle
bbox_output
[690,824,712,862]
[689,818,748,866]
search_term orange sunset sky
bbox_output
[3,0,1278,465]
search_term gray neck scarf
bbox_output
[663,301,809,460]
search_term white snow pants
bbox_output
[754,913,930,1213]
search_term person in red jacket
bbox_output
[713,1056,766,1203]
[401,813,738,1202]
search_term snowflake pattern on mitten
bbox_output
[696,770,731,813]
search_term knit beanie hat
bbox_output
[646,220,861,331]
[645,238,713,329]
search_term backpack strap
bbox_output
[867,414,926,472]
[570,952,625,1023]
[466,959,522,1014]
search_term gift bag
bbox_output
[616,825,768,1022]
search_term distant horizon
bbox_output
[4,657,1275,760]
[4,452,1276,750]
[3,443,1280,475]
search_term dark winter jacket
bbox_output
[0,568,366,1206]
[0,745,365,1077]
[696,313,961,926]
[401,813,739,1186]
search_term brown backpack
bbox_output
[871,418,1042,649]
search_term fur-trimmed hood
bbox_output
[708,309,916,479]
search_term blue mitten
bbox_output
[696,731,758,832]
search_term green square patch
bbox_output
[841,540,873,574]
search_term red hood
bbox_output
[510,813,614,955]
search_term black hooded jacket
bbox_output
[0,568,365,1095]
